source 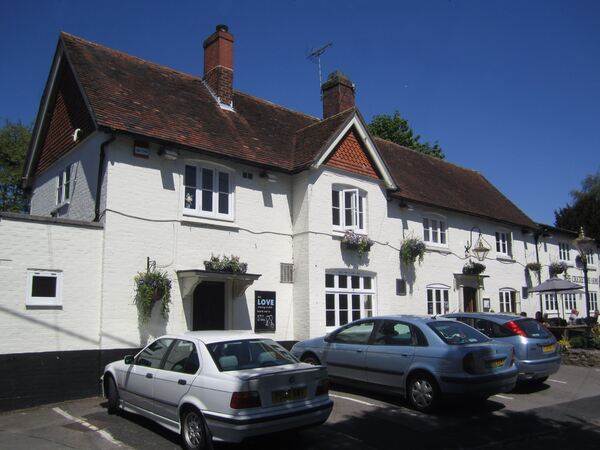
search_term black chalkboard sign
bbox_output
[255,291,276,333]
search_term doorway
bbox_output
[193,281,225,330]
[463,287,478,312]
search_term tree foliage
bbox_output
[554,170,600,243]
[368,111,445,159]
[0,120,31,212]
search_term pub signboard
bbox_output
[255,291,276,332]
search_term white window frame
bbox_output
[544,294,558,312]
[325,272,375,331]
[426,283,450,315]
[558,242,571,262]
[495,230,512,258]
[589,292,598,311]
[26,270,62,307]
[332,186,367,233]
[562,293,578,311]
[183,162,234,221]
[422,214,448,247]
[56,164,72,205]
[499,289,518,313]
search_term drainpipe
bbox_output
[534,230,543,316]
[94,134,116,222]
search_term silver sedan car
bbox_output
[442,313,560,383]
[291,316,518,412]
[102,332,332,450]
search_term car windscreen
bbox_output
[207,339,299,372]
[515,319,552,339]
[427,320,490,345]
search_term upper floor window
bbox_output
[495,231,512,257]
[559,243,570,262]
[332,187,366,233]
[184,163,233,220]
[584,251,595,265]
[423,216,447,245]
[56,164,72,205]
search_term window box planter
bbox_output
[203,254,248,274]
[341,231,373,257]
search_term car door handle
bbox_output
[356,349,363,353]
[401,353,409,357]
[145,373,153,379]
[178,379,187,385]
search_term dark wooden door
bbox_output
[463,287,477,312]
[193,282,225,330]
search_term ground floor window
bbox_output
[499,289,517,313]
[26,270,62,307]
[562,293,577,311]
[325,272,374,329]
[588,292,598,311]
[544,294,557,312]
[427,285,449,315]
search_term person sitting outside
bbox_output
[569,309,579,325]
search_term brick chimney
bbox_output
[203,24,234,106]
[321,71,355,119]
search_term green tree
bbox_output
[0,120,31,212]
[368,111,445,159]
[554,170,600,243]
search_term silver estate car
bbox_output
[442,313,560,383]
[102,332,332,450]
[291,316,518,412]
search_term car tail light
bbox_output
[316,378,330,397]
[463,352,477,374]
[230,391,261,409]
[503,320,527,337]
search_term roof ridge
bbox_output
[234,91,320,121]
[60,31,204,83]
[294,107,355,135]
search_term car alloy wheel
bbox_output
[182,409,207,450]
[301,354,320,365]
[408,374,438,412]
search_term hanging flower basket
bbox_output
[526,262,542,273]
[400,236,426,265]
[134,269,172,323]
[549,261,568,277]
[341,230,373,257]
[462,260,486,275]
[204,254,248,274]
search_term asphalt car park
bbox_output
[1,364,599,450]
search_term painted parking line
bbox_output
[329,393,380,407]
[52,407,125,447]
[548,378,567,384]
[493,394,514,400]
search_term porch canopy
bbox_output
[177,269,261,299]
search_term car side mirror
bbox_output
[124,355,134,365]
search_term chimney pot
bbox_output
[321,70,355,119]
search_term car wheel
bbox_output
[408,373,439,413]
[301,354,320,365]
[181,408,210,450]
[106,376,119,414]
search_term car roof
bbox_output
[359,314,451,324]
[163,330,270,344]
[443,312,526,322]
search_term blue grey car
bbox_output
[442,313,560,383]
[291,315,518,412]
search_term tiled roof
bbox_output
[56,33,535,228]
[377,138,536,228]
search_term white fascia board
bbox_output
[312,115,396,189]
[24,47,64,181]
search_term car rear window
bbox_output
[427,321,489,345]
[516,319,552,339]
[207,339,298,372]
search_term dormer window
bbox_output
[56,164,72,205]
[332,186,366,233]
[183,163,233,220]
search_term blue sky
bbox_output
[1,0,599,225]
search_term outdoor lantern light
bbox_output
[465,226,491,262]
[572,227,596,321]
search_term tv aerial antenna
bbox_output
[307,42,333,89]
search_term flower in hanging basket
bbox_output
[400,236,426,265]
[526,262,542,272]
[134,269,172,323]
[341,230,374,257]
[549,261,568,277]
[203,254,248,274]
[462,260,486,275]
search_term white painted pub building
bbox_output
[0,26,598,409]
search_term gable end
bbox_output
[325,130,381,180]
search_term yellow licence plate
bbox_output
[487,358,505,369]
[543,344,556,353]
[272,387,307,404]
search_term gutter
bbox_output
[94,134,116,222]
